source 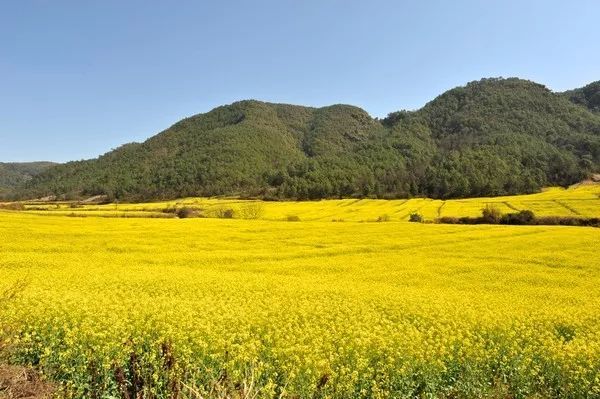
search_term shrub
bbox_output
[214,207,235,219]
[435,210,599,228]
[536,216,600,227]
[501,210,535,225]
[409,212,423,223]
[481,205,502,223]
[176,207,202,219]
[587,218,600,227]
[286,215,301,222]
[438,216,460,224]
[223,209,235,219]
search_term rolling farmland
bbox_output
[8,183,600,222]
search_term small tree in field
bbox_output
[214,207,235,219]
[176,207,201,218]
[409,212,423,223]
[502,210,536,225]
[481,205,502,224]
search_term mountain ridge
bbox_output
[4,77,600,201]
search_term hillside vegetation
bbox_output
[10,78,600,201]
[562,80,600,113]
[0,162,56,196]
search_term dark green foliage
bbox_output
[438,216,460,224]
[175,207,202,219]
[481,205,502,224]
[420,78,599,198]
[501,210,536,225]
[9,78,600,201]
[437,208,599,227]
[0,162,56,196]
[409,213,423,223]
[562,81,600,113]
[534,216,600,227]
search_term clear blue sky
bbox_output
[1,0,599,162]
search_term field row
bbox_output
[11,183,600,221]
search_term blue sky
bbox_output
[1,0,599,162]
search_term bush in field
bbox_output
[409,212,423,223]
[536,216,600,227]
[481,205,502,223]
[215,207,235,219]
[176,207,202,219]
[286,215,301,222]
[501,210,535,225]
[438,216,460,224]
[436,208,599,228]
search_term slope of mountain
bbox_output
[0,162,57,196]
[13,78,600,201]
[415,78,600,197]
[562,81,600,113]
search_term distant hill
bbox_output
[562,81,600,113]
[12,77,600,201]
[0,162,57,196]
[414,78,600,197]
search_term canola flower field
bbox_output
[13,183,600,221]
[0,185,599,398]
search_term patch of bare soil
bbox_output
[0,365,54,399]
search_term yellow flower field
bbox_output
[15,183,600,221]
[1,204,599,398]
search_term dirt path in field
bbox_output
[0,365,53,399]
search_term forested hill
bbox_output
[0,162,56,196]
[8,78,600,201]
[562,81,600,113]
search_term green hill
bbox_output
[415,78,600,197]
[0,162,57,196]
[562,81,600,113]
[11,78,600,201]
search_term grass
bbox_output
[0,184,599,397]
